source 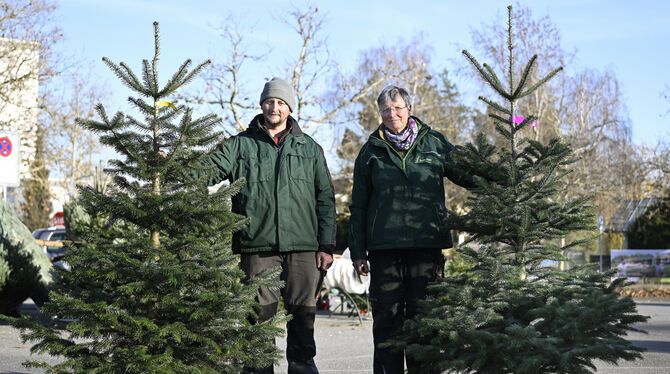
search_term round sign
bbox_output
[0,137,11,157]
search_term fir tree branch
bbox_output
[177,59,211,91]
[513,115,538,133]
[142,59,159,96]
[507,5,515,96]
[462,50,509,98]
[517,67,564,99]
[127,97,155,116]
[478,96,511,115]
[151,21,161,98]
[483,63,508,97]
[489,113,513,127]
[101,58,147,96]
[158,59,192,97]
[512,55,538,99]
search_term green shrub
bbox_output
[0,199,52,316]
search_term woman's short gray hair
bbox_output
[377,85,412,110]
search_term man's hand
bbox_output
[352,259,369,276]
[316,251,333,271]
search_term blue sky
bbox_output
[56,0,670,152]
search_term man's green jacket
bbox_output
[192,114,336,254]
[349,116,471,261]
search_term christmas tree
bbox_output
[7,22,286,373]
[392,7,648,374]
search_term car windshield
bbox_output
[32,229,47,239]
[49,232,67,241]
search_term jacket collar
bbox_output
[249,113,304,137]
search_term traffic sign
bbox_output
[0,137,11,157]
[52,212,65,227]
[0,133,20,187]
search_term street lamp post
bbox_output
[598,216,605,273]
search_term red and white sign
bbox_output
[52,212,65,227]
[0,132,20,187]
[0,137,12,157]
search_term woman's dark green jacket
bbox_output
[348,116,470,261]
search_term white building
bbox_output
[0,37,40,183]
[0,37,40,216]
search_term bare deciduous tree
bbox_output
[191,5,393,139]
[40,70,106,193]
[190,18,266,136]
[641,139,670,196]
[466,4,636,219]
[1,1,106,212]
[0,0,62,111]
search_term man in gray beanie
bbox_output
[260,77,297,113]
[191,77,335,374]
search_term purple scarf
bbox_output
[383,117,418,151]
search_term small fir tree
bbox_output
[8,22,286,373]
[20,128,51,232]
[392,6,648,374]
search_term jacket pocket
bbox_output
[238,153,271,183]
[287,152,314,181]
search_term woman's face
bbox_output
[380,96,411,134]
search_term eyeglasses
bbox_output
[379,106,407,115]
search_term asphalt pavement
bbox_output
[2,299,670,373]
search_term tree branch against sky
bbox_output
[0,0,61,112]
[188,17,266,136]
[1,1,106,208]
[54,1,670,150]
[185,4,397,142]
[465,3,650,220]
[39,70,107,191]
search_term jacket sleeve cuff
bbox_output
[318,244,335,255]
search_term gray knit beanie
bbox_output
[259,77,296,112]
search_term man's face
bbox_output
[262,98,291,128]
[379,95,411,134]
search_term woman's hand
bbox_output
[352,259,369,276]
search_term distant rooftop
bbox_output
[606,198,658,233]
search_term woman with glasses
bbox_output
[349,85,472,374]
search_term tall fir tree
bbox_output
[8,22,286,373]
[20,128,51,232]
[392,7,648,374]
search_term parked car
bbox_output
[32,227,69,270]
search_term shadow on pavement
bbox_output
[631,340,670,353]
[635,302,670,307]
